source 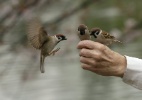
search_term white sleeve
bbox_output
[123,56,142,90]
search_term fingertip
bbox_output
[81,63,90,70]
[81,64,97,73]
[79,49,86,57]
[77,40,95,49]
[77,40,88,48]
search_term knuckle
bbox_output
[94,53,102,60]
[80,49,85,55]
[89,50,95,58]
[98,44,105,51]
[91,60,96,66]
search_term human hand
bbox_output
[77,40,127,77]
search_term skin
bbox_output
[77,40,127,78]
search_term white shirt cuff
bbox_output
[123,56,142,90]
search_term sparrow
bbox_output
[90,28,122,46]
[77,24,90,40]
[27,18,67,73]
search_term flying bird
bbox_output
[27,18,67,73]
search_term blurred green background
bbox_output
[0,0,142,100]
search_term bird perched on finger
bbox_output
[27,18,67,73]
[77,24,90,40]
[90,28,122,46]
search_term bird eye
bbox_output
[58,37,62,40]
[95,31,99,35]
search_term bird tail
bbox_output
[40,52,45,73]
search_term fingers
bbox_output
[79,48,103,61]
[80,56,108,75]
[80,56,96,66]
[81,63,92,70]
[80,56,104,69]
[81,63,110,76]
[77,40,105,50]
[81,63,97,72]
[77,40,94,49]
[79,48,94,58]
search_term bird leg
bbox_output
[49,48,60,56]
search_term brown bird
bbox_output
[78,24,90,40]
[90,28,122,46]
[27,18,67,73]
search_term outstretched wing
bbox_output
[27,18,48,49]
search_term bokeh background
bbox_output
[0,0,142,100]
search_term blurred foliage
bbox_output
[82,0,142,31]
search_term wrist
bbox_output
[115,54,127,78]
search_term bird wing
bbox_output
[102,31,115,39]
[102,31,122,44]
[27,18,48,49]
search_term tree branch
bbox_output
[44,0,98,26]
